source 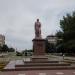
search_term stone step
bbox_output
[3,65,75,71]
[15,66,75,70]
[15,63,70,67]
[24,61,59,63]
[4,66,75,71]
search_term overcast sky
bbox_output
[0,0,75,51]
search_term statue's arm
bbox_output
[39,23,41,28]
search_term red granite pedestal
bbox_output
[32,39,46,55]
[32,38,48,62]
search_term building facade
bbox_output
[0,34,5,46]
[46,35,58,45]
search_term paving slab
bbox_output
[23,58,30,61]
[39,73,47,75]
[18,74,26,75]
[4,60,24,70]
[15,60,24,65]
[4,60,15,69]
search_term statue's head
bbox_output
[37,19,39,22]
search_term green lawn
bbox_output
[0,52,30,62]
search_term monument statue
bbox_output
[33,19,45,55]
[35,19,41,38]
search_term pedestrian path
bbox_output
[4,60,15,69]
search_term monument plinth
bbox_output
[32,39,46,55]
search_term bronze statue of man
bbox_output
[35,19,41,38]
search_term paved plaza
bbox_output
[2,55,75,74]
[1,70,75,75]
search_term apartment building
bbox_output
[0,34,5,46]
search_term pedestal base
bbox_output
[32,39,46,55]
[31,55,48,62]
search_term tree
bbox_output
[8,48,15,52]
[0,45,2,53]
[45,39,56,53]
[55,31,64,53]
[56,31,63,39]
[2,44,9,52]
[60,11,75,53]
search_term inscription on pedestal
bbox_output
[33,39,46,55]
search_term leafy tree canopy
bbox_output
[60,11,75,50]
